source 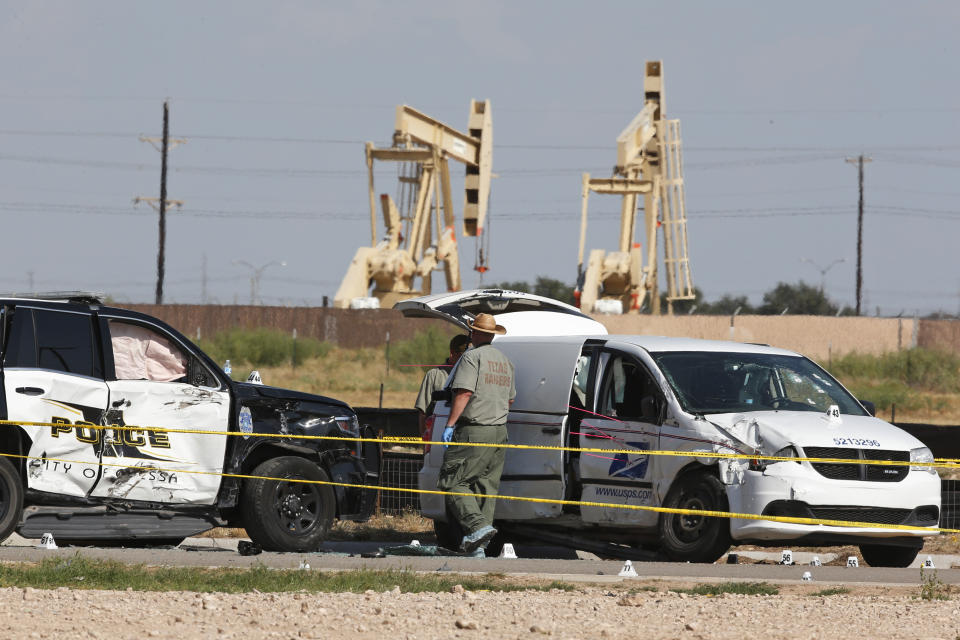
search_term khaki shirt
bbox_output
[449,344,516,426]
[414,366,450,415]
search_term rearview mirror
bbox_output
[860,400,876,416]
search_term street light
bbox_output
[800,257,846,292]
[233,260,286,305]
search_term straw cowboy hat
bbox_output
[467,313,506,335]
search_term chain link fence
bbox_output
[377,451,422,515]
[942,480,960,530]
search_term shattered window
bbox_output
[108,321,187,382]
[650,351,867,417]
[598,355,659,422]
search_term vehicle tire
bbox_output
[658,469,731,563]
[859,544,920,568]
[0,457,23,544]
[433,517,464,551]
[240,456,335,552]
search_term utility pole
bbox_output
[845,154,872,315]
[136,100,186,304]
[201,253,208,304]
[233,260,286,305]
[800,257,846,293]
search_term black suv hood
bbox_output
[233,381,351,411]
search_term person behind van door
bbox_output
[438,313,515,553]
[414,333,471,438]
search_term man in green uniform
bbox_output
[438,313,516,553]
[414,333,470,438]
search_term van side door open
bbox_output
[578,349,664,526]
[491,337,587,521]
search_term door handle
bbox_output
[15,387,44,396]
[541,427,561,435]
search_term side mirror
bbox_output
[860,400,876,416]
[432,388,452,404]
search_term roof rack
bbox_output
[0,291,105,305]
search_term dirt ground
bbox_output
[201,512,960,559]
[7,582,960,640]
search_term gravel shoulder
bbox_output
[8,583,960,640]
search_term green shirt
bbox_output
[415,366,450,414]
[449,343,516,426]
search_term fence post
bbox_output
[375,428,384,516]
[385,331,391,375]
[729,306,741,341]
[291,328,297,369]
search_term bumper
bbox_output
[334,425,381,521]
[727,462,942,542]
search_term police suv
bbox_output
[0,294,378,550]
[400,289,941,567]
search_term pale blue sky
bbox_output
[1,1,958,315]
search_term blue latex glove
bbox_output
[442,426,455,446]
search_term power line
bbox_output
[3,199,960,223]
[5,128,960,155]
[876,155,960,168]
[3,94,960,115]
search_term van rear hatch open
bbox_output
[394,289,607,337]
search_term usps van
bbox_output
[397,290,941,567]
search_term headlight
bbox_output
[773,445,801,463]
[299,416,334,429]
[910,446,935,473]
[749,445,800,471]
[335,415,360,437]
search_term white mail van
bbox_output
[396,290,941,567]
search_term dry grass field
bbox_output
[246,346,960,423]
[252,346,430,409]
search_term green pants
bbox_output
[437,424,508,535]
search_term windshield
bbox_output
[650,351,868,416]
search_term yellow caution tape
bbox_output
[1,449,953,535]
[0,418,956,469]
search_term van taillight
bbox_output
[423,414,436,454]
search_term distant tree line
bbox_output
[495,277,870,316]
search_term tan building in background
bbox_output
[126,305,960,363]
[594,314,920,362]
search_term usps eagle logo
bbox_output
[607,441,650,479]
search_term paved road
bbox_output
[3,536,958,587]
